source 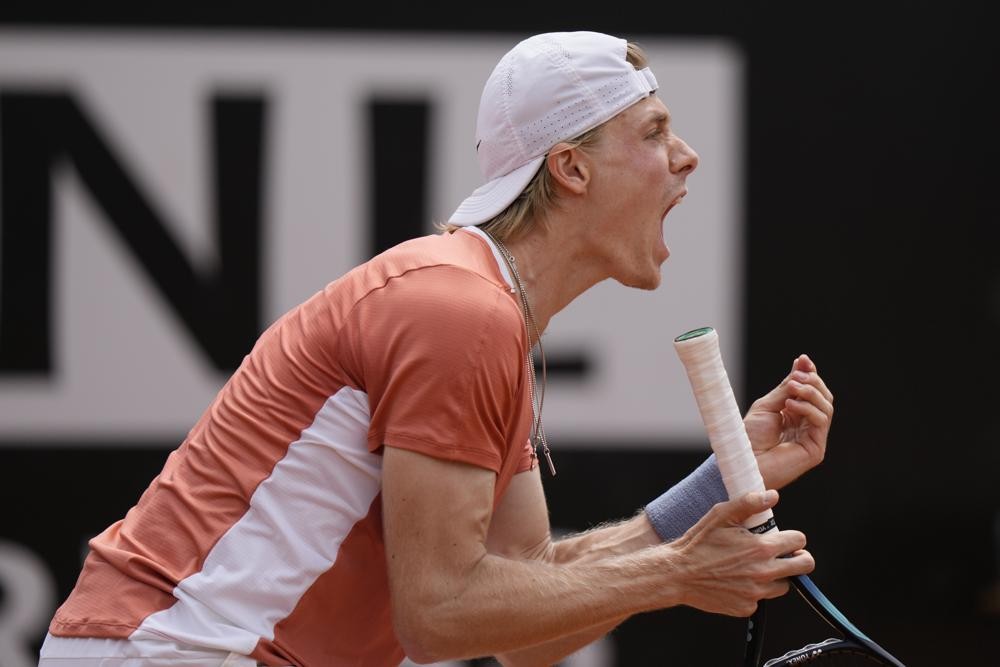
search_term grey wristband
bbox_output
[644,454,727,542]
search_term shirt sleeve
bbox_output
[344,265,531,474]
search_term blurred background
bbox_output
[0,2,997,666]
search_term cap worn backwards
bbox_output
[448,31,659,226]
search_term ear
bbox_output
[545,144,590,195]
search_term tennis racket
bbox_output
[673,326,906,666]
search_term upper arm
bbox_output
[382,448,552,613]
[382,445,497,615]
[485,466,554,562]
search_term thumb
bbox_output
[724,489,779,525]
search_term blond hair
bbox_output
[438,41,650,242]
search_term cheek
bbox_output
[625,148,669,193]
[590,166,632,211]
[593,146,668,211]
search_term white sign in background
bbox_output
[0,31,744,446]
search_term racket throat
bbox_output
[743,603,768,667]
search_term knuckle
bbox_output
[802,552,817,573]
[750,541,772,561]
[764,532,788,550]
[766,580,790,599]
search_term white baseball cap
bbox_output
[448,31,659,226]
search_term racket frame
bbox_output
[752,574,906,666]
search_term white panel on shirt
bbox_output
[461,226,515,291]
[134,386,380,654]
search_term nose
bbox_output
[670,135,699,175]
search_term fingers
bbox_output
[714,490,779,526]
[733,548,816,614]
[758,579,792,601]
[792,353,815,373]
[755,547,815,606]
[790,355,834,404]
[775,549,816,578]
[763,528,807,557]
[784,365,834,435]
[784,383,833,430]
[749,357,834,415]
[676,499,816,618]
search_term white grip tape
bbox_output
[674,328,774,531]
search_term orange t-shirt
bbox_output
[49,228,536,666]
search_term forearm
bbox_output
[484,456,724,664]
[494,615,626,667]
[482,516,654,666]
[397,546,680,663]
[484,478,721,667]
[387,449,729,663]
[548,512,660,565]
[481,457,724,665]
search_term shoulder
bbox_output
[362,263,522,347]
[363,231,506,295]
[335,237,523,371]
[354,232,520,337]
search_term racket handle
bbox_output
[674,327,775,533]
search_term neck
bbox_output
[488,223,609,337]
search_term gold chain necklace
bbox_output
[482,230,556,476]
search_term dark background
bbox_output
[2,2,998,665]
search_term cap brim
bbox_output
[448,156,546,226]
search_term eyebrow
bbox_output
[649,110,671,126]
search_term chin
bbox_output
[618,268,662,291]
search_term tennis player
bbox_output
[40,31,832,666]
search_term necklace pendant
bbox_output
[542,447,556,477]
[536,438,556,477]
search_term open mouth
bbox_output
[662,193,685,221]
